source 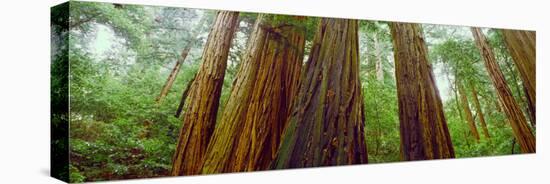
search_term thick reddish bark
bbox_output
[390,22,455,161]
[171,11,240,176]
[470,83,490,139]
[272,18,368,169]
[501,29,536,126]
[471,27,535,153]
[457,80,480,141]
[201,15,305,173]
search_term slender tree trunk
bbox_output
[271,18,368,169]
[454,85,464,121]
[444,67,464,123]
[492,94,503,114]
[374,33,384,82]
[470,83,490,139]
[372,33,383,155]
[457,80,480,141]
[501,29,535,126]
[171,11,240,176]
[471,27,535,153]
[452,79,471,145]
[390,22,455,161]
[502,55,531,126]
[364,32,369,67]
[372,75,382,157]
[441,62,464,123]
[175,74,197,118]
[374,88,383,157]
[201,15,306,173]
[487,94,509,128]
[156,16,208,104]
[523,84,536,127]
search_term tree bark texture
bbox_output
[457,80,480,141]
[501,29,536,126]
[156,16,208,104]
[171,11,240,176]
[201,15,305,174]
[470,83,490,139]
[175,74,197,118]
[390,22,455,161]
[271,18,368,169]
[501,55,532,127]
[471,27,535,153]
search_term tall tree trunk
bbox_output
[372,70,383,157]
[201,15,306,174]
[470,83,490,139]
[174,74,197,118]
[271,18,368,169]
[442,63,464,123]
[491,94,503,114]
[374,33,384,82]
[523,84,536,127]
[453,84,464,121]
[444,67,464,123]
[156,16,208,104]
[171,11,239,176]
[363,32,369,67]
[451,78,472,145]
[501,29,535,126]
[390,22,455,161]
[501,55,531,126]
[372,32,384,154]
[457,80,480,141]
[471,27,535,153]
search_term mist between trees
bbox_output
[51,1,536,182]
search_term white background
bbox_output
[0,0,547,183]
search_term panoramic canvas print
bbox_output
[51,1,536,183]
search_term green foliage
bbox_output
[62,2,533,182]
[432,39,481,78]
[266,14,319,41]
[362,77,400,163]
[52,2,70,32]
[486,30,531,121]
[69,164,86,182]
[359,20,393,79]
[359,20,400,163]
[68,46,198,181]
[444,98,519,158]
[66,2,202,181]
[428,28,524,159]
[51,5,70,180]
[69,1,152,51]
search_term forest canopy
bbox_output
[51,1,535,182]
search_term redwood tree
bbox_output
[470,83,490,139]
[501,29,536,126]
[271,18,368,169]
[471,27,535,153]
[171,11,239,176]
[390,22,455,161]
[156,16,208,104]
[201,15,305,173]
[457,80,480,141]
